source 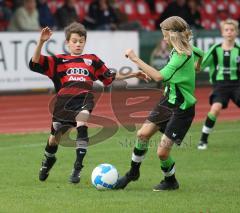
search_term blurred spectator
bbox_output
[85,0,119,30]
[186,0,202,29]
[55,0,79,30]
[150,39,170,70]
[37,0,55,28]
[8,0,40,31]
[156,0,190,29]
[217,7,229,22]
[110,1,142,30]
[0,1,12,31]
[213,7,230,29]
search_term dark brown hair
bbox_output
[64,22,87,41]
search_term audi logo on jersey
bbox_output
[66,68,89,82]
[66,68,89,76]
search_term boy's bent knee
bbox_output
[48,135,58,146]
[137,130,151,141]
[157,148,169,160]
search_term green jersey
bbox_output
[160,49,196,110]
[201,43,240,83]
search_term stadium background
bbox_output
[0,29,238,133]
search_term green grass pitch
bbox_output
[0,121,239,213]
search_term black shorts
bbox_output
[147,97,195,145]
[52,92,94,124]
[210,82,240,109]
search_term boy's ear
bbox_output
[65,40,69,45]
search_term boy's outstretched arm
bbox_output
[32,27,53,63]
[125,49,164,82]
[115,70,151,82]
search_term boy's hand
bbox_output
[125,49,138,62]
[40,27,53,43]
[135,71,151,82]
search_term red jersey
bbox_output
[29,54,115,96]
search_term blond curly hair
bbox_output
[160,16,192,56]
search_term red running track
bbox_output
[0,87,239,134]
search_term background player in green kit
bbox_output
[198,19,240,150]
[115,16,199,191]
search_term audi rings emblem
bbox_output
[66,68,89,76]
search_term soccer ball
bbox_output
[91,163,119,190]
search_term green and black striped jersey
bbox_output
[201,43,240,84]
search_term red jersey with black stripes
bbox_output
[29,54,115,96]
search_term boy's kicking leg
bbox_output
[115,122,158,189]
